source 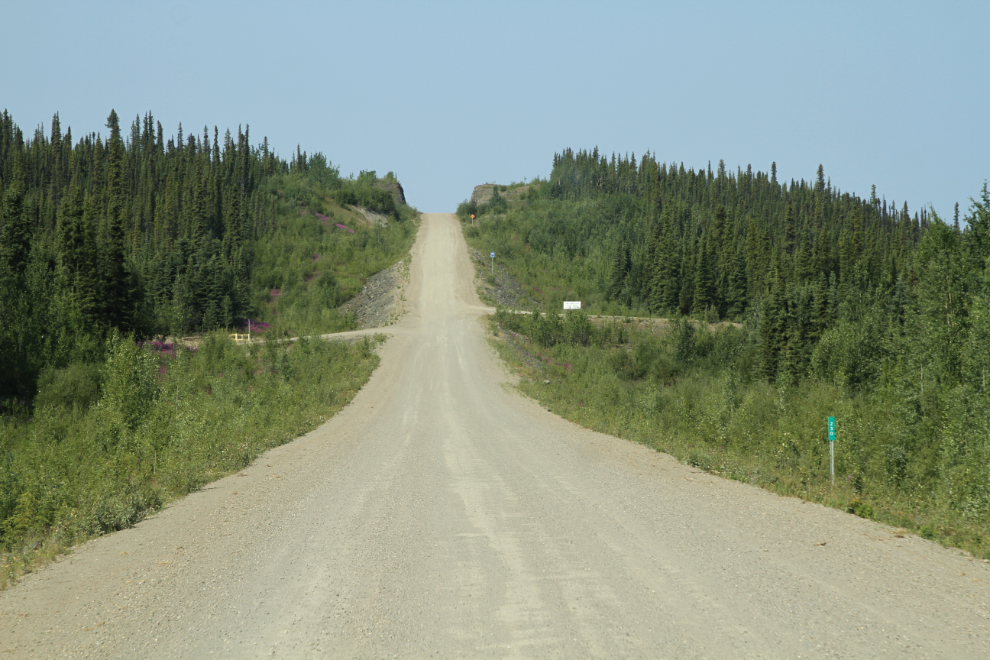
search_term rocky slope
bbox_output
[338,259,408,329]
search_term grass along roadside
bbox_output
[0,331,383,589]
[487,309,990,561]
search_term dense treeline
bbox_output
[463,149,990,391]
[463,151,990,555]
[0,110,412,407]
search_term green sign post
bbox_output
[828,416,836,484]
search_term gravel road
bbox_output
[2,213,989,658]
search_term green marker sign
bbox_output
[827,416,836,484]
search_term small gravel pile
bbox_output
[470,250,537,309]
[338,260,407,329]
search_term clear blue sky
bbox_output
[2,1,987,217]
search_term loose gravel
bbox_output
[338,259,408,329]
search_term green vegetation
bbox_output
[0,109,416,584]
[0,332,381,587]
[0,109,416,406]
[250,169,416,338]
[468,149,990,557]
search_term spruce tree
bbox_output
[759,268,786,381]
[809,273,830,343]
[0,178,29,284]
[607,239,631,301]
[965,183,990,269]
[56,186,99,326]
[659,222,681,313]
[645,219,664,311]
[692,229,715,314]
[725,246,748,319]
[795,235,813,282]
[101,109,131,330]
[678,230,697,315]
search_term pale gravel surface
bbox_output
[337,259,407,329]
[2,213,989,658]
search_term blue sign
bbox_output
[828,416,836,442]
[490,252,495,258]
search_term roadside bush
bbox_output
[810,313,886,390]
[34,362,103,413]
[457,199,479,221]
[98,332,160,432]
[563,311,595,346]
[331,184,397,217]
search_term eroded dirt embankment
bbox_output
[337,258,408,329]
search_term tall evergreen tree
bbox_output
[607,239,631,302]
[101,110,131,330]
[0,176,29,284]
[759,267,786,381]
[693,228,716,315]
[56,186,99,325]
[725,245,748,319]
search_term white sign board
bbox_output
[563,301,582,310]
[490,252,495,258]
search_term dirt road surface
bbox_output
[2,213,989,658]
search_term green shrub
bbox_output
[456,199,479,221]
[34,362,103,413]
[847,499,874,518]
[98,332,159,432]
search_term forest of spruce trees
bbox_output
[0,109,410,408]
[465,148,990,392]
